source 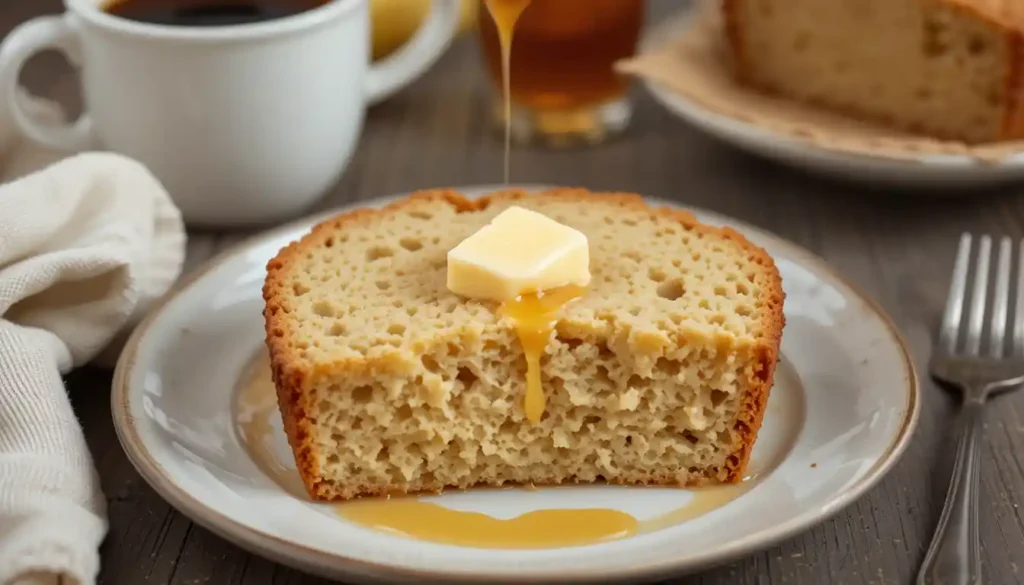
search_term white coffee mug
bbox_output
[0,0,460,226]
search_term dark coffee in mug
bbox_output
[103,0,330,27]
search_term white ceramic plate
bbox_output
[638,10,1024,191]
[112,186,919,584]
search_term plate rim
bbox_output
[111,186,921,584]
[637,8,1024,171]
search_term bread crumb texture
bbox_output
[263,188,785,501]
[724,0,1024,143]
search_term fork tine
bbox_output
[941,234,972,353]
[990,237,1012,358]
[966,235,992,356]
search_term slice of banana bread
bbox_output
[262,188,785,501]
[724,0,1024,143]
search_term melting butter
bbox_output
[446,206,591,302]
[445,206,590,422]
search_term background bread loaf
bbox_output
[724,0,1024,143]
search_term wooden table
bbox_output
[5,1,1024,584]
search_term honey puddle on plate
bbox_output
[236,354,759,549]
[484,0,532,184]
[337,479,756,548]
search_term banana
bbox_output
[371,0,479,60]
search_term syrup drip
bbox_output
[484,0,532,184]
[498,285,585,423]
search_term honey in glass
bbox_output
[478,0,645,148]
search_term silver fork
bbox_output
[918,234,1024,585]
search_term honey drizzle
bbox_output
[484,0,532,184]
[236,354,758,550]
[481,0,576,421]
[498,285,585,423]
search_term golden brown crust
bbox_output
[948,0,1024,36]
[944,0,1024,140]
[721,0,748,82]
[315,472,724,502]
[1001,28,1024,139]
[263,188,785,500]
[264,189,479,498]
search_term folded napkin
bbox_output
[0,92,186,585]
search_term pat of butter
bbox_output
[447,206,591,301]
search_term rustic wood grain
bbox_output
[5,0,1024,583]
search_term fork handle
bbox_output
[917,399,984,585]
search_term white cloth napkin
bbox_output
[0,91,186,585]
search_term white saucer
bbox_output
[638,10,1024,191]
[112,186,919,584]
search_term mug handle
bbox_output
[365,0,462,105]
[0,15,96,152]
